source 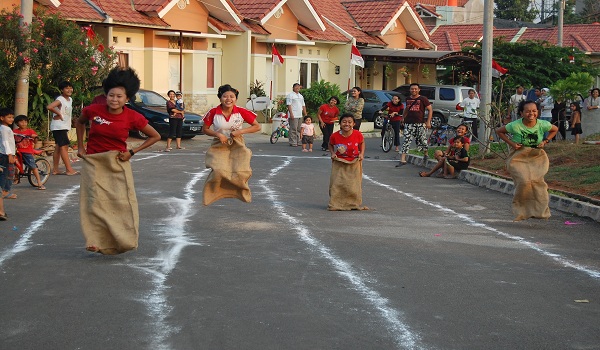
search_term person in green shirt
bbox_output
[496,100,558,149]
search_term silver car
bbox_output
[394,84,476,128]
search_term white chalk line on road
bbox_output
[0,185,79,268]
[364,175,600,280]
[129,168,208,350]
[259,158,423,350]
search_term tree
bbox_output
[495,0,539,22]
[580,0,600,23]
[549,72,594,103]
[0,6,115,138]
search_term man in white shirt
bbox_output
[460,89,480,138]
[508,85,526,122]
[286,83,307,147]
[539,88,553,123]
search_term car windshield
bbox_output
[133,90,168,107]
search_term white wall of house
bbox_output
[222,31,251,104]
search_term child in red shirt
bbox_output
[13,115,45,190]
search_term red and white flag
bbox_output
[350,45,364,68]
[492,59,508,78]
[272,44,284,66]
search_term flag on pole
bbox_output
[350,45,364,68]
[491,59,508,78]
[272,44,284,66]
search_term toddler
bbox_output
[175,91,185,112]
[300,116,315,152]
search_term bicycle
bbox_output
[12,134,51,187]
[380,112,402,153]
[428,124,456,146]
[270,112,289,144]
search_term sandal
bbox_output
[395,162,408,167]
[52,171,67,175]
[65,171,80,176]
[0,213,7,221]
[2,193,17,199]
[419,171,430,177]
[38,185,46,190]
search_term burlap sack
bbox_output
[328,157,368,211]
[203,136,252,205]
[506,147,551,221]
[80,151,139,255]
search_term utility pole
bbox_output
[479,0,493,157]
[14,0,33,116]
[557,0,565,46]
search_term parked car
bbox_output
[358,89,404,129]
[126,89,204,139]
[394,84,476,128]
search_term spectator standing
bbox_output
[46,81,78,176]
[0,108,16,200]
[539,88,553,123]
[582,88,600,138]
[397,83,432,166]
[345,87,365,130]
[286,83,307,147]
[460,89,480,138]
[317,96,340,151]
[569,102,582,144]
[551,100,567,141]
[165,90,185,151]
[508,86,526,122]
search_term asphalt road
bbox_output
[1,133,599,350]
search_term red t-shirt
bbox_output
[14,129,38,154]
[80,104,148,154]
[318,104,340,124]
[203,105,256,135]
[329,129,364,161]
[385,102,404,122]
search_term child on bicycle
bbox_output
[379,95,404,152]
[443,136,469,179]
[0,108,17,200]
[14,115,45,190]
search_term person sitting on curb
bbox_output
[443,136,469,179]
[419,123,470,177]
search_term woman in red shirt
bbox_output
[379,95,404,152]
[317,96,340,151]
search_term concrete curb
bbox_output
[406,154,600,223]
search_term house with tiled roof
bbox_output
[2,0,439,113]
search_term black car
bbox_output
[126,89,204,139]
[360,90,403,129]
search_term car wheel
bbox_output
[374,114,385,129]
[132,129,149,139]
[431,113,444,129]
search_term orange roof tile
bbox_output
[43,0,169,27]
[342,0,406,33]
[242,20,270,35]
[231,0,277,20]
[298,23,349,43]
[307,0,385,46]
[44,0,105,21]
[208,16,244,33]
[415,0,468,6]
[429,24,484,50]
[133,0,168,13]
